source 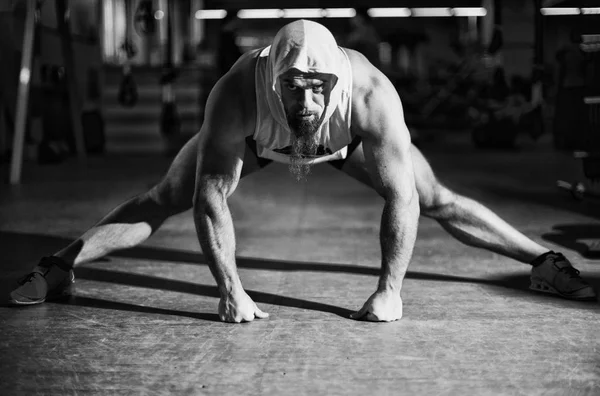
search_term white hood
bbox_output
[265,20,346,131]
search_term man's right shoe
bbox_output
[9,256,74,305]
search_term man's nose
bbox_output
[299,89,313,109]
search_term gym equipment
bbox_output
[80,109,105,154]
[159,70,180,138]
[117,0,138,108]
[117,55,138,107]
[159,0,181,150]
[134,0,156,36]
[81,67,105,154]
[9,0,86,185]
[556,179,596,201]
[556,34,600,202]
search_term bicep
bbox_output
[363,129,415,202]
[359,77,416,201]
[194,77,247,202]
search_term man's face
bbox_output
[279,70,335,181]
[279,70,335,137]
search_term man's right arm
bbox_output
[192,69,268,323]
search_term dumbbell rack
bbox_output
[557,34,600,201]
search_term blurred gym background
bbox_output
[0,0,598,182]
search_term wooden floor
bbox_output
[1,133,599,395]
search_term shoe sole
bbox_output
[529,277,597,301]
[8,273,75,306]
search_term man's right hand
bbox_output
[218,288,269,323]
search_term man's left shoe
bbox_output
[530,251,596,301]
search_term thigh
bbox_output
[150,133,199,210]
[151,134,271,209]
[409,144,450,210]
[333,141,448,209]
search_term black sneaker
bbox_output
[9,256,74,305]
[530,251,596,301]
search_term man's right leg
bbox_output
[10,135,272,304]
[56,133,201,267]
[54,136,272,266]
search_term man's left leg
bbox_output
[331,140,596,300]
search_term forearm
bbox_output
[378,194,420,292]
[194,191,242,297]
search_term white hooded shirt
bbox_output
[253,20,353,164]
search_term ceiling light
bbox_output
[540,8,580,15]
[367,8,411,18]
[194,9,226,19]
[324,8,356,18]
[237,9,283,19]
[411,8,452,17]
[452,7,487,17]
[282,8,325,18]
[581,7,600,14]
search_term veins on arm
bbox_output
[356,71,420,292]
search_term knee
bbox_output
[419,184,457,219]
[147,181,193,215]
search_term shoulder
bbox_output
[212,48,261,101]
[343,48,405,136]
[204,49,262,137]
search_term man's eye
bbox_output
[312,86,324,93]
[287,84,298,91]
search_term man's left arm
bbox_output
[350,74,420,322]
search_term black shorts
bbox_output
[328,136,362,170]
[245,135,362,170]
[245,136,275,168]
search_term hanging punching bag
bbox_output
[118,0,138,108]
[488,26,503,55]
[118,63,138,108]
[159,70,180,138]
[134,0,156,35]
[160,0,180,154]
[160,101,180,137]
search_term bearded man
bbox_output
[9,20,595,322]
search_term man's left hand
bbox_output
[350,289,403,322]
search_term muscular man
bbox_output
[9,20,596,322]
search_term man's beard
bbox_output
[288,115,320,182]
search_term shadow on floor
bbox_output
[74,267,355,319]
[1,231,598,318]
[57,296,223,322]
[542,224,600,258]
[0,230,381,275]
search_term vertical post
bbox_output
[9,0,37,185]
[55,0,87,160]
[468,15,478,44]
[481,0,495,50]
[0,105,6,159]
[191,0,204,50]
[532,0,544,106]
[166,0,174,69]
